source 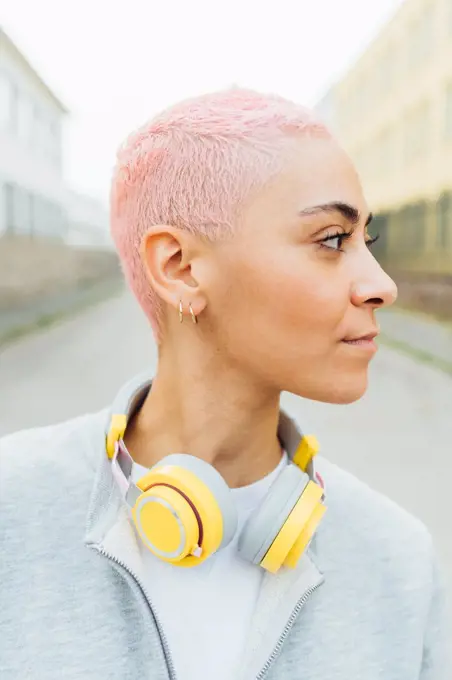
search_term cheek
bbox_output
[209,246,350,351]
[254,251,350,335]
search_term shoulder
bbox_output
[315,456,436,592]
[0,409,108,489]
[317,455,429,539]
[314,457,449,668]
[0,412,112,586]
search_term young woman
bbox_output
[0,88,448,680]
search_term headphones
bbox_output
[106,375,326,574]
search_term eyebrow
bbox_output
[299,201,373,227]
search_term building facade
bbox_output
[0,27,69,239]
[317,0,452,277]
[0,27,111,249]
[64,190,112,250]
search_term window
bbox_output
[0,72,11,129]
[50,119,62,171]
[437,193,452,249]
[17,93,33,144]
[33,196,64,238]
[8,83,18,134]
[45,118,59,164]
[3,183,15,232]
[32,105,46,155]
[34,196,50,235]
[3,184,34,235]
[30,107,61,167]
[16,186,33,234]
[396,203,426,254]
[28,193,35,236]
[409,203,427,253]
[1,183,65,238]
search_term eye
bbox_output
[319,231,353,252]
[318,230,381,253]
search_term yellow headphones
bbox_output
[106,375,326,574]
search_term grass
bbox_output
[379,332,452,377]
[390,303,452,330]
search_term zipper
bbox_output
[254,580,323,680]
[96,545,178,680]
[96,544,321,680]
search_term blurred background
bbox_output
[0,0,451,620]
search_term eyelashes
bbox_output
[318,230,380,253]
[366,234,380,248]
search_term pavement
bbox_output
[1,289,451,607]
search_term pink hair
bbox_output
[110,87,330,340]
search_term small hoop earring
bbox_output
[179,300,183,324]
[189,303,197,324]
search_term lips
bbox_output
[342,337,377,348]
[342,331,379,343]
[341,329,379,353]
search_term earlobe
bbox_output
[179,301,199,324]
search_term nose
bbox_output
[351,255,398,309]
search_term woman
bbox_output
[0,88,448,680]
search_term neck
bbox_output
[124,345,283,488]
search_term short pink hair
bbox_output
[110,87,330,339]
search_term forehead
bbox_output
[283,137,366,208]
[244,137,369,229]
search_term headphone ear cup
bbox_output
[134,454,238,566]
[158,454,238,550]
[283,499,326,569]
[238,465,309,566]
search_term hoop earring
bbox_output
[189,303,197,324]
[179,300,183,324]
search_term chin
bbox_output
[291,373,369,405]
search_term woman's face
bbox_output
[202,137,398,404]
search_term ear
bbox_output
[140,225,207,318]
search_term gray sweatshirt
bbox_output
[0,408,449,679]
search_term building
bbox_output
[64,190,112,250]
[0,27,110,248]
[0,27,69,239]
[316,0,452,277]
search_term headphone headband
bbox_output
[105,374,320,494]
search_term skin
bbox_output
[124,136,398,487]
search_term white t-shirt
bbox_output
[131,453,288,680]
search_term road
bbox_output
[1,290,451,602]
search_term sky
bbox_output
[2,0,404,206]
